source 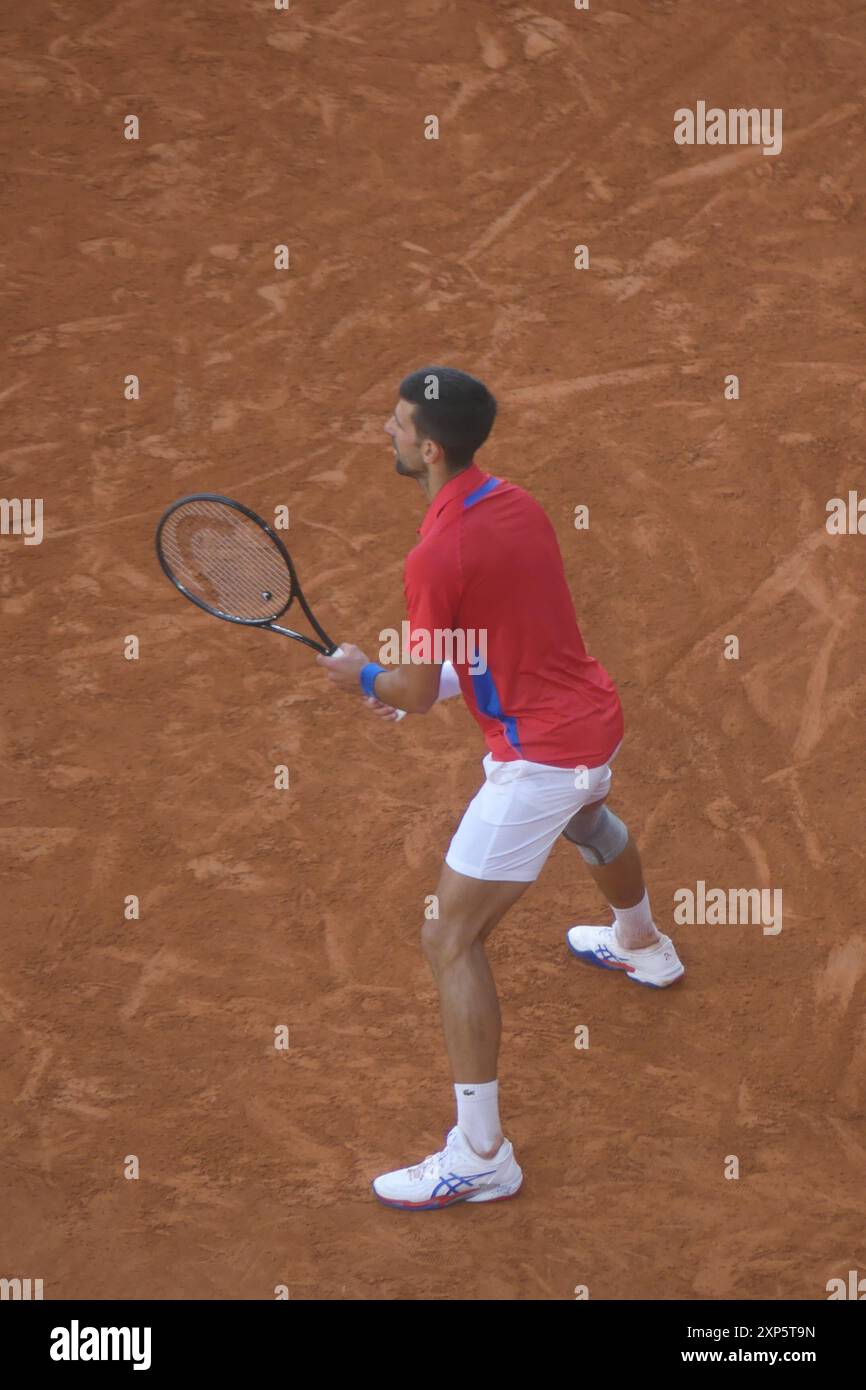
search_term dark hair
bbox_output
[398,366,497,469]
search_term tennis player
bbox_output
[317,366,684,1210]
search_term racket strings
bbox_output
[159,499,293,620]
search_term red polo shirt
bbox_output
[403,463,624,768]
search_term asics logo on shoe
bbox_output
[432,1170,497,1199]
[595,944,633,970]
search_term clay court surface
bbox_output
[2,0,865,1300]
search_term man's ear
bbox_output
[421,437,442,465]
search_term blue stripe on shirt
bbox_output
[470,665,522,754]
[463,476,500,509]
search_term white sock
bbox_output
[613,890,660,947]
[454,1080,503,1157]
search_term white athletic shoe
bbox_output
[372,1125,523,1211]
[566,924,685,988]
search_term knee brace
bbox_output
[561,803,628,866]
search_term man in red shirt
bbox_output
[318,366,684,1210]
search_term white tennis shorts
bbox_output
[445,744,622,883]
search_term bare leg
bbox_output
[564,800,660,950]
[421,864,530,1153]
[584,835,660,949]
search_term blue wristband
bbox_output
[360,662,386,698]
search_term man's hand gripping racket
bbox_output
[155,493,407,720]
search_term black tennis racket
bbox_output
[155,492,407,717]
[156,492,339,652]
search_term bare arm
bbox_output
[315,643,441,714]
[369,659,441,714]
[365,661,461,721]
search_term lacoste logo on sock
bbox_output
[462,1089,475,1096]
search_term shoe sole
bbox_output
[566,936,684,989]
[371,1179,523,1211]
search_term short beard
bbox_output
[394,451,422,478]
